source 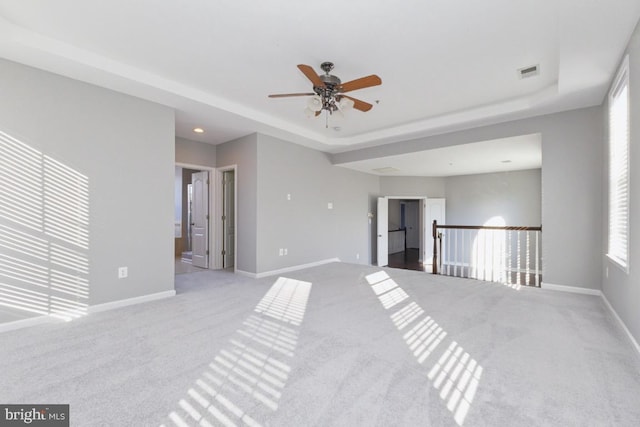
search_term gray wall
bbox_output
[0,58,175,317]
[602,20,640,346]
[389,199,402,230]
[216,134,258,273]
[256,134,379,272]
[380,176,446,197]
[176,137,217,167]
[377,170,541,226]
[334,107,603,290]
[541,109,603,290]
[445,169,542,226]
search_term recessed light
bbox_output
[193,127,204,134]
[501,159,512,163]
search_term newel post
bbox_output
[432,220,438,274]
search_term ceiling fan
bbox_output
[268,62,382,124]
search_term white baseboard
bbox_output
[237,258,341,279]
[0,290,176,334]
[235,269,258,279]
[88,290,176,314]
[601,293,640,357]
[0,315,56,333]
[543,281,640,357]
[541,282,602,296]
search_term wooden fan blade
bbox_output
[268,93,315,98]
[297,64,325,88]
[339,75,382,93]
[342,95,373,112]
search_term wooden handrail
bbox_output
[435,224,541,231]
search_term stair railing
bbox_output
[432,220,542,287]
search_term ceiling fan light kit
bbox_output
[269,61,382,128]
[339,97,355,110]
[307,95,323,112]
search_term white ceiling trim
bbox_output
[0,15,600,153]
[338,134,542,177]
[0,16,330,143]
[1,1,639,154]
[328,85,559,148]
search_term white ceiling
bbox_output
[0,1,638,160]
[338,134,542,177]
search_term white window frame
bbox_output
[607,55,630,273]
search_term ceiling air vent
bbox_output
[518,64,539,79]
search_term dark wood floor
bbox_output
[388,248,427,272]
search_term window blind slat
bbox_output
[608,56,629,269]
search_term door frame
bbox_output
[425,198,446,266]
[214,165,238,271]
[176,162,215,269]
[377,197,389,267]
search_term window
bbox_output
[608,55,630,271]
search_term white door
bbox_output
[223,171,235,268]
[191,171,209,268]
[425,198,446,266]
[377,197,388,267]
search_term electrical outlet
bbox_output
[118,267,128,279]
[279,248,284,256]
[284,248,288,255]
[287,193,291,201]
[328,202,333,209]
[356,253,360,260]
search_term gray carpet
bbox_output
[1,262,639,426]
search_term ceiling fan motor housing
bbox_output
[312,72,341,112]
[317,74,341,91]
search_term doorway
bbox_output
[377,196,445,272]
[175,164,213,275]
[388,199,423,271]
